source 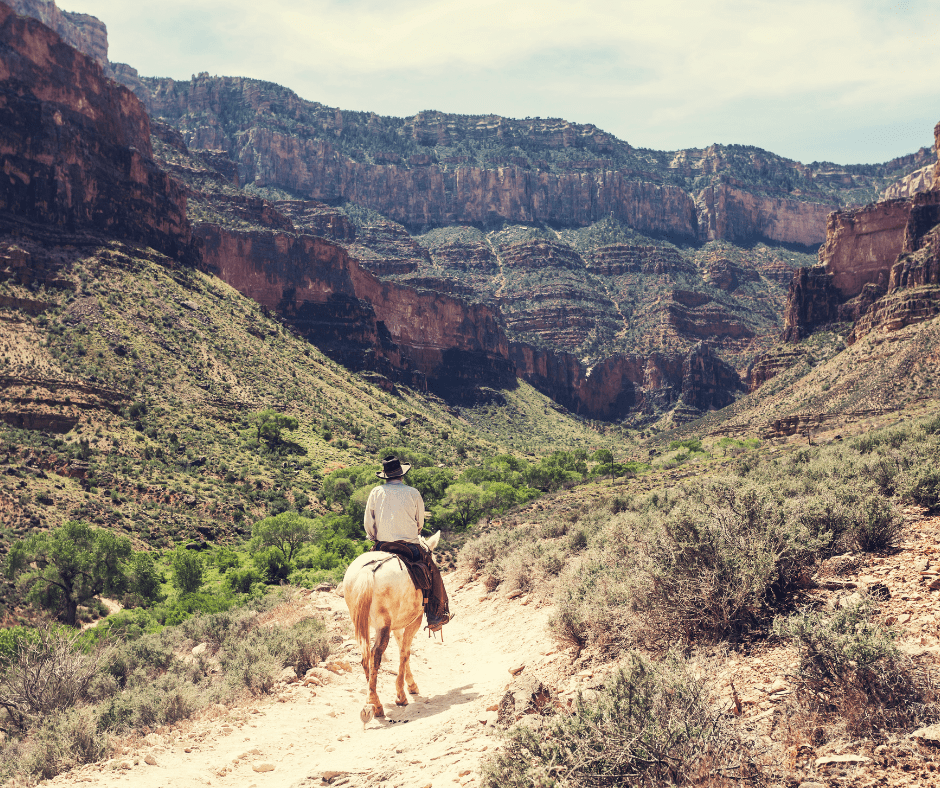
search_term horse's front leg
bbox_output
[369,625,390,717]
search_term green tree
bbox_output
[251,511,320,562]
[439,483,492,530]
[5,521,131,626]
[251,409,299,450]
[171,548,204,595]
[126,551,165,604]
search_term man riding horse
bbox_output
[363,456,451,631]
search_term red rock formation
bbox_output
[348,220,430,275]
[508,341,740,420]
[8,0,108,67]
[195,225,514,395]
[695,184,833,246]
[432,242,497,272]
[781,266,841,342]
[817,199,912,299]
[0,2,195,262]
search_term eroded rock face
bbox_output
[775,129,940,363]
[818,200,912,299]
[195,224,515,396]
[8,0,108,67]
[0,2,195,262]
[695,184,833,247]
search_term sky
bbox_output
[70,0,940,166]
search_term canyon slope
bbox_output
[4,0,939,426]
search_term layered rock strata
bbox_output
[0,2,196,262]
[776,123,940,362]
[124,75,858,246]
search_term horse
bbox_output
[342,531,441,718]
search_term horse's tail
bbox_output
[349,566,375,654]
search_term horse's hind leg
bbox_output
[369,625,391,718]
[394,614,423,703]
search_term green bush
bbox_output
[252,547,292,584]
[480,652,759,788]
[226,566,263,593]
[171,548,204,594]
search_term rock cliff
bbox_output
[0,1,196,262]
[771,128,940,377]
[120,74,930,247]
[7,0,108,68]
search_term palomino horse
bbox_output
[343,531,441,718]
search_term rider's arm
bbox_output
[415,489,426,536]
[364,487,379,541]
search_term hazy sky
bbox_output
[71,0,940,166]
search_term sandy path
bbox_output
[50,576,559,788]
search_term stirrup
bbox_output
[425,611,454,633]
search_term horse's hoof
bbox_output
[408,684,419,695]
[374,705,385,718]
[395,697,408,706]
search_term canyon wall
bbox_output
[695,184,832,247]
[125,75,845,246]
[7,0,108,67]
[0,2,195,262]
[230,129,702,239]
[195,225,515,397]
[776,129,940,356]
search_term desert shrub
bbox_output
[775,596,939,737]
[459,526,532,574]
[99,631,175,688]
[480,652,759,788]
[181,609,256,655]
[498,552,534,594]
[852,495,903,552]
[899,466,940,511]
[553,480,825,649]
[270,618,331,675]
[221,639,282,695]
[95,670,203,732]
[17,706,109,781]
[0,623,102,732]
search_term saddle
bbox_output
[374,541,432,594]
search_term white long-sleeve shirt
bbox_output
[363,479,425,543]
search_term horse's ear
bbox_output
[425,530,441,551]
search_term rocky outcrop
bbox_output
[883,165,935,200]
[586,244,692,276]
[0,2,196,262]
[508,341,741,421]
[781,266,840,342]
[7,0,108,68]
[195,225,514,396]
[695,184,833,247]
[775,129,940,360]
[817,199,912,299]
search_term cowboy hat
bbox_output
[376,455,411,479]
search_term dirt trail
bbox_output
[50,576,559,788]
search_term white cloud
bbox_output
[69,0,940,162]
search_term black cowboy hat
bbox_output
[376,455,411,479]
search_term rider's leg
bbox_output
[423,553,450,629]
